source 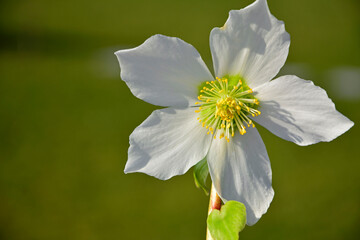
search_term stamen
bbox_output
[196,76,261,142]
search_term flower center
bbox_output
[195,76,261,142]
[216,97,238,121]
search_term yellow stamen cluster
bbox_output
[195,77,261,142]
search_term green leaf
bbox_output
[193,158,209,195]
[207,201,247,240]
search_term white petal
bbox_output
[210,0,290,88]
[125,107,212,180]
[207,127,274,225]
[115,34,214,107]
[253,75,354,146]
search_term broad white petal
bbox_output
[210,0,290,88]
[207,127,274,225]
[125,108,212,180]
[115,34,214,107]
[253,75,354,146]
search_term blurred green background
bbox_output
[0,0,359,239]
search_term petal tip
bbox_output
[248,187,274,226]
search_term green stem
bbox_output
[206,184,222,240]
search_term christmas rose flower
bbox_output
[115,0,353,225]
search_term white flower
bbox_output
[115,0,353,225]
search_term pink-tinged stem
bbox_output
[206,184,222,240]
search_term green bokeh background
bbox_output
[0,0,359,239]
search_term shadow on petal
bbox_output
[256,100,304,143]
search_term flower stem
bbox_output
[206,184,222,240]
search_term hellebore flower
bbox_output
[115,0,353,225]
